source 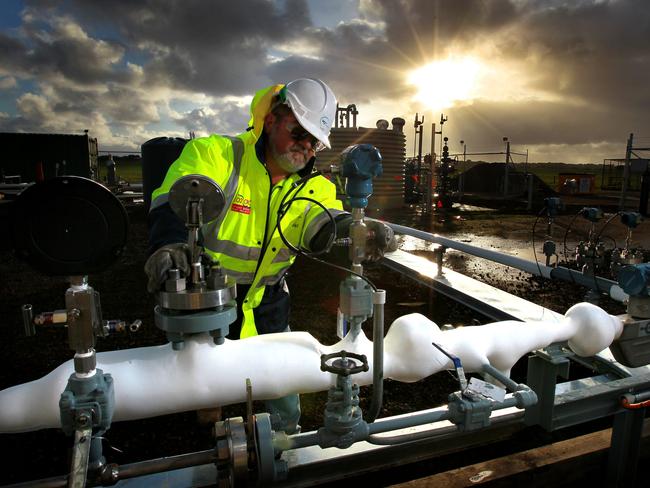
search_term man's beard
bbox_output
[272,144,309,173]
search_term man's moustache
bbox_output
[290,146,308,158]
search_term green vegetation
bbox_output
[102,156,611,193]
[455,160,606,193]
[97,156,142,183]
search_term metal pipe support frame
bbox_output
[387,222,629,303]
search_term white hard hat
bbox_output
[281,78,337,149]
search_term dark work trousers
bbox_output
[230,279,301,434]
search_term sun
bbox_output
[407,57,482,111]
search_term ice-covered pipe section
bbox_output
[0,302,622,433]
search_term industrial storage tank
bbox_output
[316,115,407,210]
[141,137,188,211]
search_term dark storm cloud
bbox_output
[451,99,646,148]
[32,0,314,95]
[372,0,517,57]
[497,0,650,111]
[274,0,521,103]
[1,0,647,155]
[0,20,131,85]
[268,19,410,104]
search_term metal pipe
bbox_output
[21,304,34,336]
[368,408,453,435]
[366,289,386,423]
[624,389,650,404]
[366,395,523,446]
[387,223,628,303]
[2,450,217,488]
[112,449,215,481]
[288,406,454,450]
[366,422,458,445]
[482,364,519,392]
[1,303,621,433]
[288,431,320,450]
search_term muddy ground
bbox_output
[0,201,646,485]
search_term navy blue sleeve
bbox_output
[147,202,187,255]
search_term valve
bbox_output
[339,144,382,209]
[544,197,563,218]
[543,240,557,267]
[320,351,369,376]
[580,207,603,223]
[318,350,370,449]
[618,264,650,297]
[621,212,643,229]
[155,175,237,349]
[610,264,650,366]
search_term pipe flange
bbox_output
[255,413,280,483]
[158,281,237,310]
[215,417,248,486]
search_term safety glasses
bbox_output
[285,122,326,152]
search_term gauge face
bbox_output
[168,174,225,224]
[11,176,129,276]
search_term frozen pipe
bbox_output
[387,223,628,303]
[0,302,622,434]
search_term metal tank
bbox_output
[317,115,406,211]
[141,137,188,211]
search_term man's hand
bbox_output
[144,243,190,293]
[364,219,398,262]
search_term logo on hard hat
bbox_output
[320,116,330,131]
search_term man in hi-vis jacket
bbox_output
[146,78,396,433]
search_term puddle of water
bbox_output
[397,231,584,286]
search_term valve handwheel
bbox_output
[320,351,369,376]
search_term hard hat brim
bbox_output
[290,111,332,150]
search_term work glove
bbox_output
[144,243,190,293]
[364,219,398,262]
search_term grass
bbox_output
[456,161,608,194]
[107,157,627,195]
[96,157,142,183]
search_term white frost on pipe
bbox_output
[0,302,622,433]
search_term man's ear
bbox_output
[264,112,276,132]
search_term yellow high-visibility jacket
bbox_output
[150,85,343,338]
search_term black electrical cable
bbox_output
[562,209,583,266]
[594,211,621,243]
[272,170,336,256]
[560,210,583,287]
[277,196,336,256]
[530,206,547,279]
[601,235,618,248]
[587,211,620,296]
[273,175,378,292]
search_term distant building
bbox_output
[0,132,99,183]
[558,173,596,194]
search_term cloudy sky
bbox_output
[0,0,648,163]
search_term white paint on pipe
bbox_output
[0,302,622,433]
